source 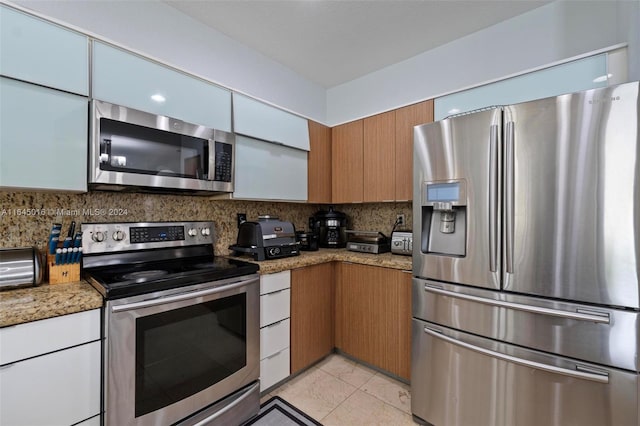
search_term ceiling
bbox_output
[165,0,552,88]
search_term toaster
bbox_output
[229,216,300,261]
[391,231,413,256]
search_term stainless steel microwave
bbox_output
[90,100,234,194]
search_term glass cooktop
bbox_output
[85,255,259,299]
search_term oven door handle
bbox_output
[111,278,254,313]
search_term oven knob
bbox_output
[112,230,126,241]
[188,228,197,237]
[201,227,211,236]
[92,231,105,242]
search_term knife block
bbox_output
[47,254,80,284]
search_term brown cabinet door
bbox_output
[394,100,434,201]
[398,270,412,381]
[332,120,363,203]
[363,111,395,202]
[291,263,335,373]
[307,120,332,204]
[335,262,411,379]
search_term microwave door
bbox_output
[502,83,640,309]
[413,108,501,290]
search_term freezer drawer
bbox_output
[411,318,638,426]
[413,278,639,371]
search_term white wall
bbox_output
[327,0,638,125]
[9,0,327,123]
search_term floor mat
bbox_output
[244,396,322,426]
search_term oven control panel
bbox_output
[82,221,214,254]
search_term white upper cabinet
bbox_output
[0,77,88,192]
[233,93,310,151]
[234,135,307,201]
[0,5,88,95]
[92,41,232,131]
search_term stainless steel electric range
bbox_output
[82,221,260,426]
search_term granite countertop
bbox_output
[227,248,413,274]
[0,280,103,328]
[1,249,411,328]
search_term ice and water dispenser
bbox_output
[420,180,466,256]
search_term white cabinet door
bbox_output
[0,341,101,426]
[0,77,88,192]
[0,309,100,366]
[233,93,310,151]
[234,135,307,201]
[0,5,89,95]
[93,42,231,131]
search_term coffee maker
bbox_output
[310,206,348,248]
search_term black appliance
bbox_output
[311,206,348,248]
[346,231,390,254]
[229,216,300,261]
[81,221,260,426]
[296,230,319,251]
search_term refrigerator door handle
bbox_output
[505,121,515,274]
[423,326,610,383]
[424,284,610,324]
[489,124,499,272]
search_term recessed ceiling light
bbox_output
[448,108,461,114]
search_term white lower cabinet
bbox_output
[0,310,101,426]
[259,272,291,391]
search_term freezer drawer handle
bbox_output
[423,326,609,384]
[424,284,610,324]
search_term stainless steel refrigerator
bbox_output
[411,81,640,426]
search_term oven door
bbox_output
[104,275,259,426]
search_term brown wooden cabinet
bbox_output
[394,100,434,201]
[307,120,332,204]
[363,111,396,202]
[290,263,335,373]
[331,120,363,203]
[335,262,412,380]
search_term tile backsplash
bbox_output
[1,191,412,256]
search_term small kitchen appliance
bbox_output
[0,247,43,290]
[82,221,260,426]
[230,216,299,261]
[346,231,390,254]
[295,230,318,251]
[311,206,348,248]
[390,231,413,256]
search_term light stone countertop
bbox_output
[0,249,411,328]
[0,280,103,328]
[226,248,413,274]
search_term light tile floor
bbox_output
[262,354,416,425]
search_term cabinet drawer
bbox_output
[260,288,290,327]
[0,341,100,426]
[260,318,290,360]
[260,347,290,392]
[260,270,291,295]
[0,309,100,365]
